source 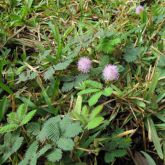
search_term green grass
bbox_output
[0,0,165,164]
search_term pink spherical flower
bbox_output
[103,64,119,81]
[135,5,144,15]
[77,57,92,73]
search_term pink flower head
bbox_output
[135,5,144,15]
[103,64,119,81]
[77,57,92,73]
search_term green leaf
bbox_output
[74,74,89,87]
[102,87,113,96]
[62,82,74,92]
[99,55,110,67]
[17,104,27,120]
[63,122,82,138]
[47,148,62,162]
[0,81,13,94]
[73,95,82,114]
[87,116,104,129]
[157,55,165,67]
[19,141,39,165]
[104,152,115,163]
[0,97,9,121]
[44,67,54,80]
[145,70,160,101]
[88,92,102,106]
[0,124,18,134]
[141,151,157,165]
[53,59,72,71]
[84,80,103,89]
[0,133,24,164]
[37,144,52,158]
[97,37,121,54]
[57,138,74,151]
[104,149,127,163]
[124,45,141,63]
[7,112,19,124]
[90,105,103,119]
[21,110,36,125]
[26,122,41,136]
[25,0,34,8]
[78,88,100,95]
[147,117,163,159]
[81,105,89,117]
[134,100,146,108]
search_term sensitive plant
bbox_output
[0,0,165,165]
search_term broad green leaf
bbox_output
[88,92,102,106]
[21,110,37,125]
[78,88,100,95]
[73,95,82,114]
[84,80,103,89]
[87,116,104,129]
[102,87,113,96]
[90,105,103,119]
[147,117,163,159]
[141,151,156,165]
[57,138,74,151]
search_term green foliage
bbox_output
[124,45,142,63]
[0,132,24,164]
[0,97,9,122]
[47,148,62,162]
[44,59,73,81]
[77,80,113,106]
[146,117,163,159]
[62,74,89,92]
[87,116,104,130]
[0,104,36,134]
[72,95,104,130]
[0,0,165,164]
[97,37,121,54]
[19,115,82,164]
[104,130,131,163]
[57,138,74,151]
[19,141,39,165]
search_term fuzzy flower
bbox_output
[103,64,119,81]
[77,57,92,73]
[135,5,144,15]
